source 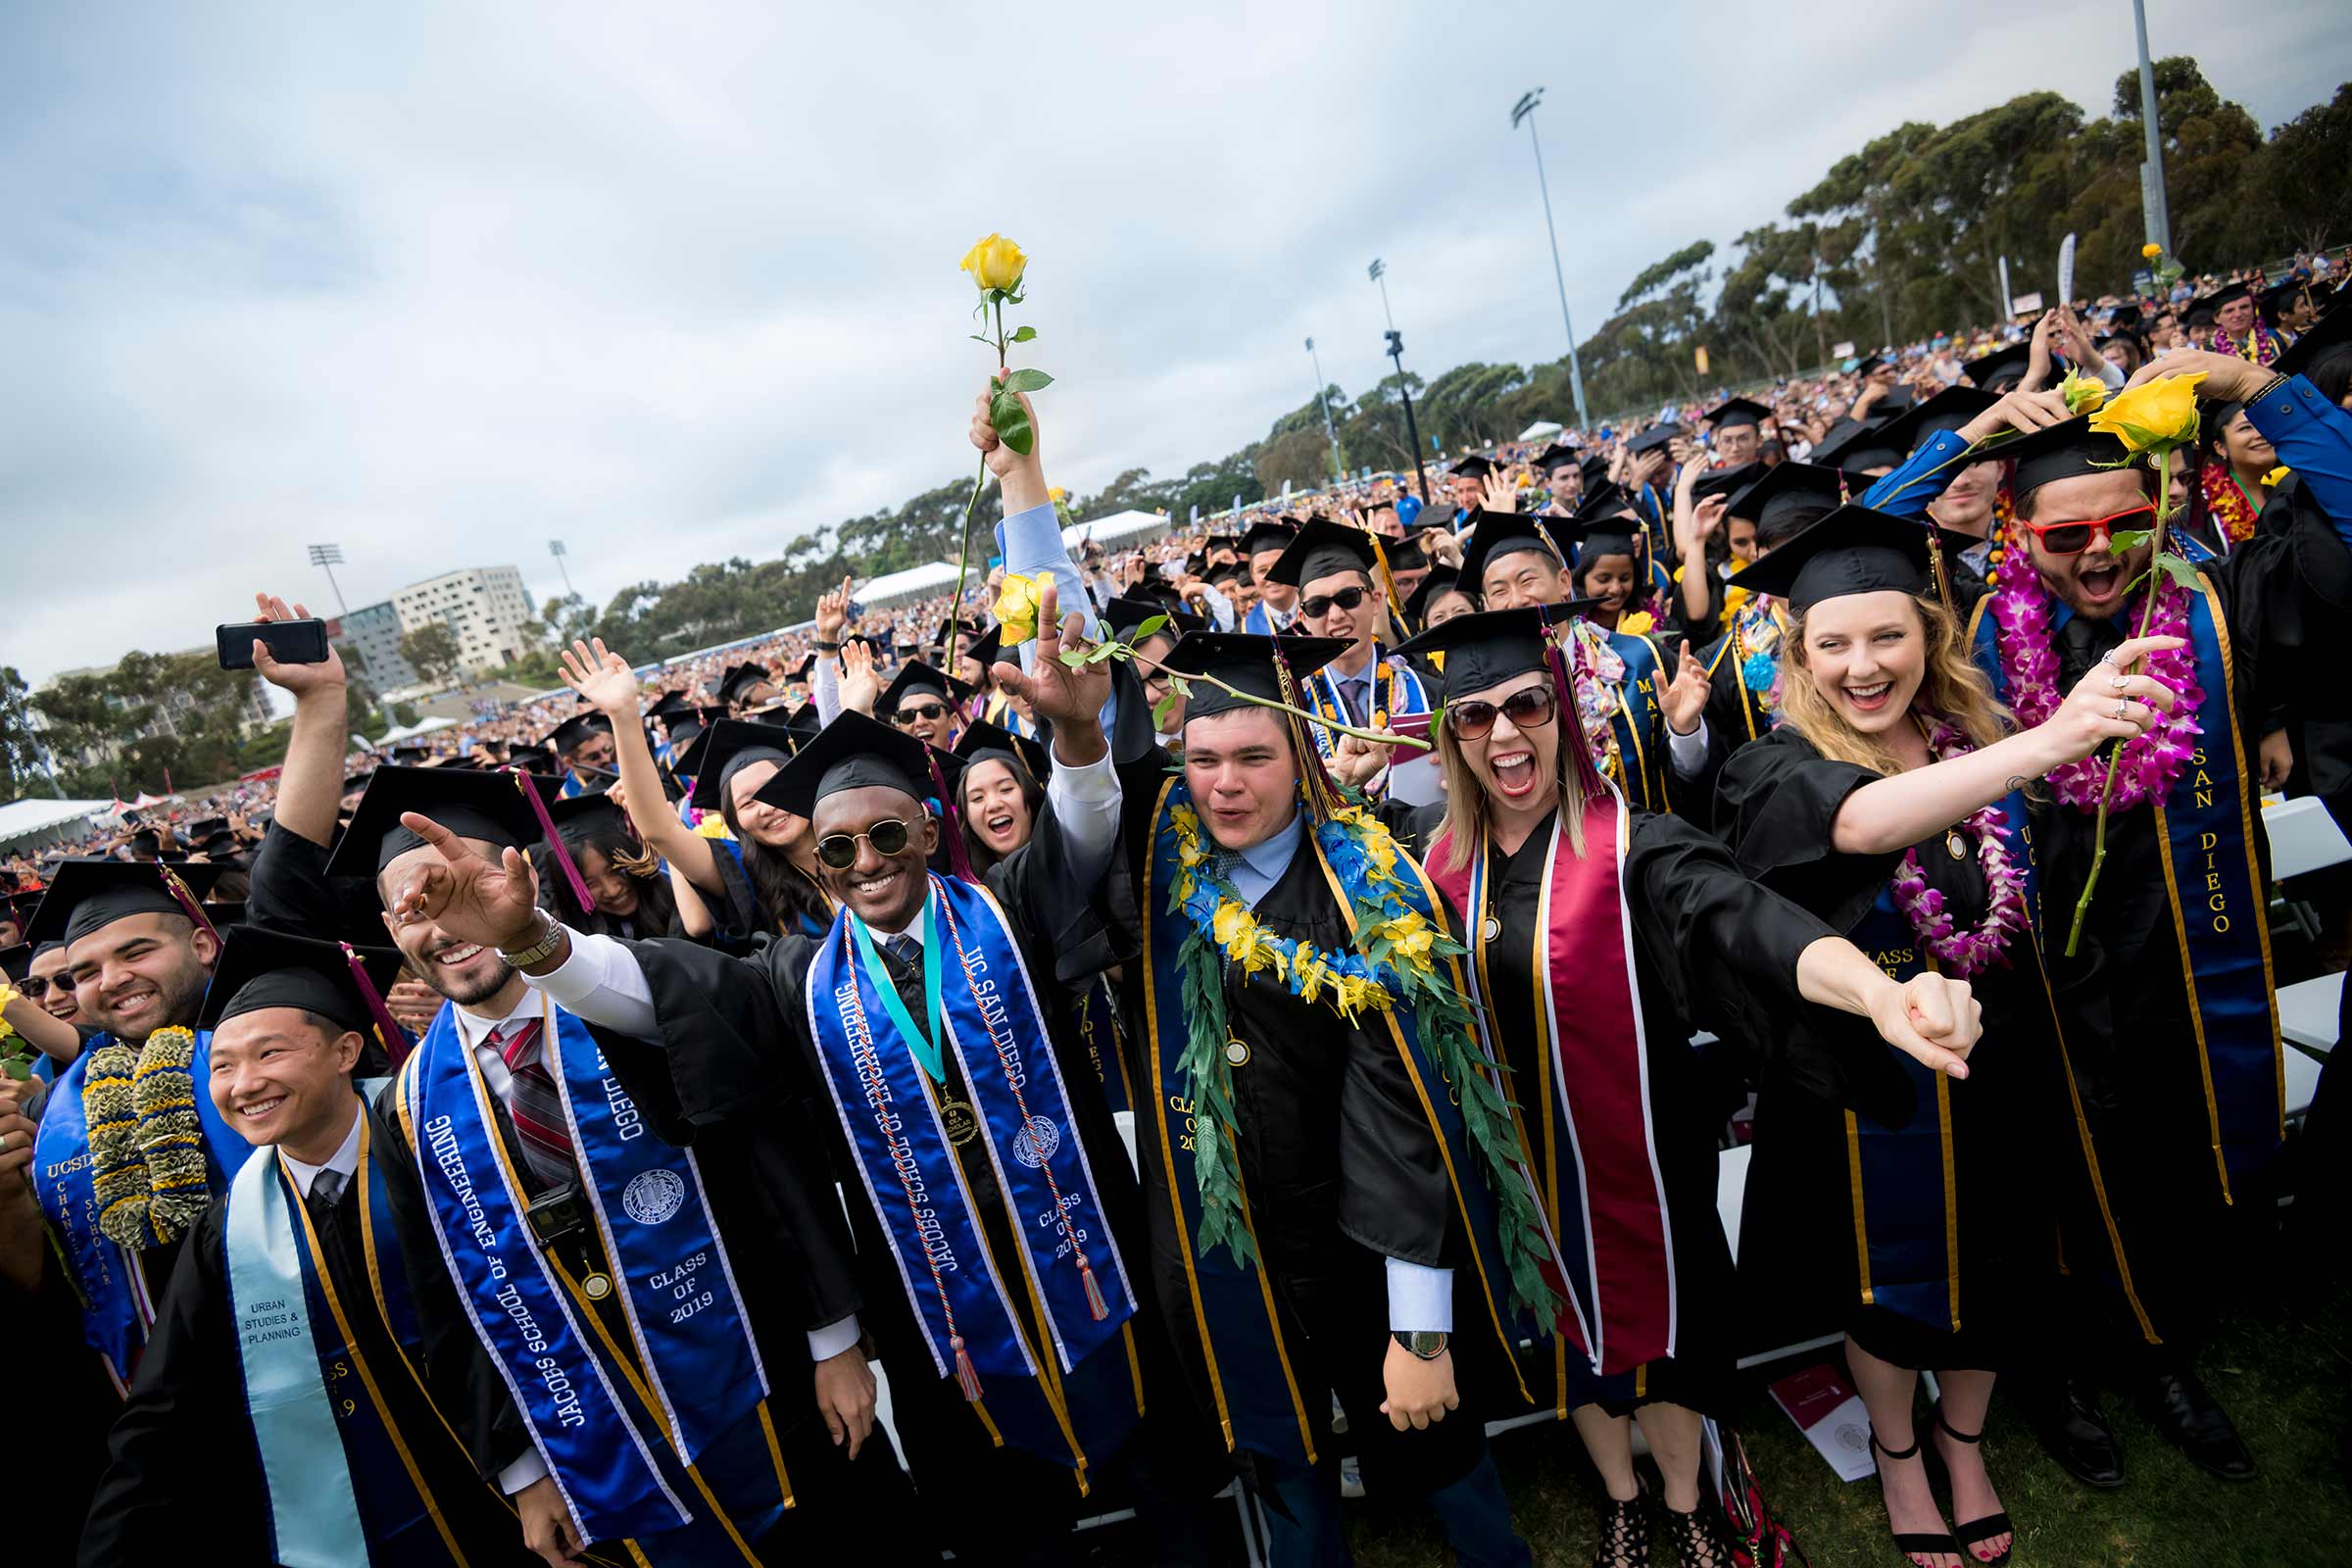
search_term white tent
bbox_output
[854,560,968,612]
[0,796,116,853]
[1516,419,1564,443]
[370,716,457,747]
[1060,509,1171,551]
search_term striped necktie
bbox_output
[487,1019,575,1193]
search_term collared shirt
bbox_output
[451,990,547,1102]
[1222,810,1306,910]
[278,1098,364,1200]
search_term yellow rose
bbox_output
[2141,242,2164,260]
[2263,466,2292,488]
[992,571,1042,646]
[2087,371,2207,455]
[2058,367,2107,416]
[1617,611,1655,637]
[960,232,1027,293]
[1049,486,1065,502]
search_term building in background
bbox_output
[390,564,534,674]
[329,599,416,689]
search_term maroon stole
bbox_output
[1430,790,1675,1377]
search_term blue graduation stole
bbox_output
[34,1030,254,1385]
[1300,654,1431,761]
[224,1096,466,1567]
[399,1003,792,1560]
[1602,631,1670,812]
[559,772,590,800]
[1140,781,1535,1463]
[1073,979,1133,1119]
[803,874,1141,1489]
[1242,601,1289,638]
[1971,578,2283,1202]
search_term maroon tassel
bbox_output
[157,864,220,949]
[507,770,596,912]
[1080,1259,1109,1323]
[926,752,979,884]
[952,1334,983,1401]
[340,942,415,1065]
[1539,606,1607,808]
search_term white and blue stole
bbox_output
[1301,651,1431,762]
[804,873,1141,1490]
[224,1092,465,1567]
[1242,601,1291,638]
[400,1001,791,1559]
[34,1029,253,1391]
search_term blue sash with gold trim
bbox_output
[1603,631,1669,812]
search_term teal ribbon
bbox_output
[849,896,944,1083]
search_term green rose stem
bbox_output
[947,297,1014,628]
[2063,457,2177,958]
[1112,644,1432,751]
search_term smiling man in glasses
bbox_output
[1265,517,1431,779]
[1963,347,2352,1494]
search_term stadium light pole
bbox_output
[1368,260,1432,506]
[1510,88,1590,433]
[305,543,348,613]
[1304,336,1344,478]
[549,538,577,598]
[2132,0,2174,259]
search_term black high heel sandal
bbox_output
[1930,1405,2015,1567]
[1871,1428,1960,1567]
[1592,1494,1651,1568]
[1659,1500,1735,1568]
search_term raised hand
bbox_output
[249,592,346,698]
[2120,348,2273,404]
[1869,971,1982,1080]
[1960,386,2073,444]
[383,977,444,1036]
[559,638,641,715]
[970,368,1043,482]
[1662,640,1710,737]
[1331,729,1395,789]
[388,812,545,954]
[1479,473,1519,514]
[990,581,1109,762]
[839,639,881,717]
[2034,634,2186,769]
[814,576,854,641]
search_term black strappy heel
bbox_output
[1659,1500,1736,1568]
[1593,1494,1652,1568]
[1931,1405,2015,1566]
[1871,1428,1959,1567]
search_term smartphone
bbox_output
[217,618,329,670]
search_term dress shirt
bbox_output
[1324,643,1378,727]
[2245,373,2352,535]
[278,1098,364,1200]
[995,499,1120,733]
[1666,715,1712,777]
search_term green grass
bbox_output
[1337,1282,2352,1568]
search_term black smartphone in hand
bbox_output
[217,618,330,670]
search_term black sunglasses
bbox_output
[895,703,948,725]
[1446,685,1558,741]
[815,818,914,869]
[17,974,63,1000]
[1300,585,1370,618]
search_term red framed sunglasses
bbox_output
[2020,503,2157,557]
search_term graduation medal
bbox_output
[937,1095,980,1146]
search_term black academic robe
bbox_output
[592,797,1201,1560]
[2254,477,2352,835]
[1716,726,2052,1369]
[82,1101,536,1568]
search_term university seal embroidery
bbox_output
[1011,1114,1061,1169]
[621,1168,687,1225]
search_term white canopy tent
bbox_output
[0,796,117,854]
[1516,419,1564,443]
[854,560,968,612]
[1060,509,1171,552]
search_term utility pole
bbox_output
[549,539,576,598]
[1369,260,1434,507]
[1304,337,1344,478]
[306,543,348,613]
[1511,88,1590,432]
[2133,0,2174,257]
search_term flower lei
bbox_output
[1565,620,1629,775]
[1734,595,1785,711]
[1889,722,2031,978]
[85,1027,212,1248]
[1987,520,2205,813]
[2211,320,2281,368]
[1162,793,1557,1320]
[2197,457,2260,546]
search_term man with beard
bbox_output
[546,711,618,799]
[1966,347,2352,1489]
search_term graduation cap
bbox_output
[196,928,406,1048]
[546,790,635,855]
[953,719,1051,788]
[545,711,613,758]
[1577,452,1611,488]
[342,767,378,797]
[1811,418,1904,474]
[2195,279,2253,312]
[2184,301,2219,327]
[1627,424,1682,458]
[1154,631,1350,722]
[1532,442,1582,473]
[1730,506,1971,615]
[1570,480,1641,522]
[756,710,947,819]
[1693,461,1764,502]
[1705,397,1769,430]
[25,858,227,949]
[1381,533,1430,575]
[754,700,824,743]
[1205,558,1249,587]
[1549,514,1647,567]
[1103,594,1203,641]
[662,704,728,751]
[1868,385,1996,458]
[1853,354,1890,377]
[1990,415,2137,499]
[650,688,696,718]
[1726,460,1847,535]
[784,652,819,684]
[879,661,975,722]
[0,944,28,984]
[324,766,564,880]
[388,743,433,766]
[1404,565,1474,627]
[1457,511,1568,588]
[1267,518,1380,589]
[188,816,228,842]
[505,743,560,776]
[1241,517,1299,560]
[1392,606,1571,696]
[681,719,800,813]
[960,625,1003,673]
[1448,454,1496,480]
[1960,340,2034,390]
[716,662,775,707]
[2106,304,2144,334]
[2278,300,2352,379]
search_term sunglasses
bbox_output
[17,975,65,1001]
[815,818,914,869]
[1300,585,1370,618]
[2022,502,2158,557]
[895,703,948,725]
[1446,684,1558,741]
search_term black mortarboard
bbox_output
[1726,461,1847,535]
[324,766,560,880]
[188,816,228,842]
[1960,340,2034,390]
[1571,480,1641,522]
[649,689,697,720]
[1206,559,1249,587]
[1868,385,1996,458]
[2107,304,2143,333]
[1381,533,1429,575]
[662,704,728,751]
[2196,279,2253,311]
[1854,354,1889,377]
[879,661,975,720]
[1549,514,1646,566]
[1448,454,1496,480]
[1627,424,1683,458]
[1,944,30,983]
[1458,511,1568,589]
[757,710,941,819]
[1578,452,1610,487]
[960,626,1003,672]
[1393,607,1568,696]
[546,711,614,757]
[785,653,818,683]
[953,720,1051,787]
[1157,631,1349,723]
[2278,301,2352,379]
[546,790,633,852]
[682,719,798,812]
[1241,518,1299,560]
[26,859,227,948]
[1693,461,1764,502]
[1705,397,1769,430]
[1729,506,1962,616]
[1404,566,1474,626]
[343,768,377,796]
[1995,415,2138,498]
[197,928,404,1038]
[1811,418,1904,474]
[1533,442,1581,473]
[505,744,559,776]
[2200,397,2248,450]
[2184,301,2219,327]
[1103,595,1203,640]
[717,662,774,706]
[1267,518,1380,589]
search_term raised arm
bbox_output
[558,639,727,894]
[249,591,349,847]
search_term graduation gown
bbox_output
[2253,477,2352,835]
[1717,726,2053,1369]
[82,1100,536,1567]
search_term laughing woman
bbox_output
[1715,507,2181,1568]
[1390,607,1985,1568]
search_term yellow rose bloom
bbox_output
[993,571,1042,646]
[2058,367,2108,416]
[1617,611,1656,637]
[2141,242,2164,260]
[960,232,1027,293]
[2087,371,2207,455]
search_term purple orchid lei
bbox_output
[1890,720,2032,978]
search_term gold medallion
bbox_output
[1224,1036,1250,1068]
[1945,831,1967,861]
[583,1272,612,1300]
[939,1097,980,1147]
[1480,916,1501,942]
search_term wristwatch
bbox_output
[1392,1330,1448,1360]
[498,910,566,968]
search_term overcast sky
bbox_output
[5,0,2344,687]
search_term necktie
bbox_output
[305,1166,347,1232]
[1339,676,1370,726]
[488,1019,576,1193]
[883,934,920,967]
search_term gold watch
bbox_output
[498,910,566,968]
[1393,1330,1447,1360]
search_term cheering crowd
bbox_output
[4,255,2350,1568]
